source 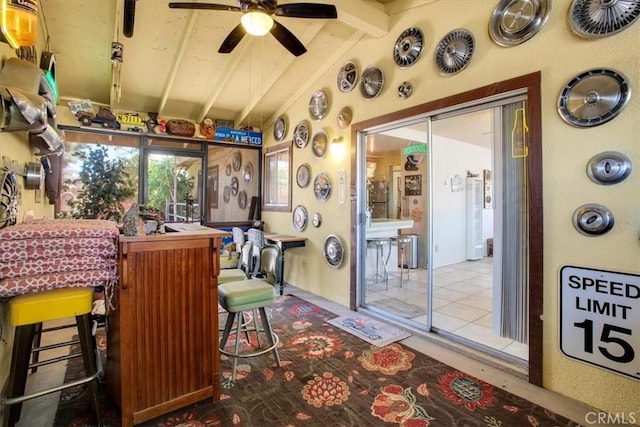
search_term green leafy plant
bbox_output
[64,145,136,223]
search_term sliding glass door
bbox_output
[358,96,532,366]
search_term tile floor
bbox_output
[364,256,529,361]
[6,286,601,427]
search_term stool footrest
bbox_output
[29,351,81,370]
[1,348,102,407]
[220,332,280,359]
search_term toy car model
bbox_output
[76,107,121,129]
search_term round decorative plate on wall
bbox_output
[292,205,308,231]
[230,176,239,196]
[238,190,247,210]
[557,68,631,128]
[296,163,312,188]
[337,106,352,129]
[311,129,329,159]
[313,172,332,202]
[337,60,359,92]
[223,185,231,204]
[312,212,322,228]
[274,115,287,141]
[568,0,640,38]
[232,150,242,171]
[293,120,311,148]
[243,162,253,184]
[323,234,345,268]
[360,65,384,99]
[489,0,550,47]
[433,28,475,76]
[309,90,328,121]
[393,27,424,68]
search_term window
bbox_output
[262,141,291,212]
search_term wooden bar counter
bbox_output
[107,225,229,426]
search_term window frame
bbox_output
[261,141,292,212]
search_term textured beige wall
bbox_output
[262,0,640,421]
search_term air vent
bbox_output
[569,0,640,38]
[434,29,475,76]
[393,27,424,68]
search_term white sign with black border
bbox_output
[560,266,640,380]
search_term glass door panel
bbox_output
[144,152,202,223]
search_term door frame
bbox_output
[349,72,543,385]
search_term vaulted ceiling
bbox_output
[41,0,421,130]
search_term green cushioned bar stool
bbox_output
[1,287,102,427]
[218,245,282,385]
[219,241,254,284]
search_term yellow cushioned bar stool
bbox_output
[2,287,102,426]
[218,245,282,385]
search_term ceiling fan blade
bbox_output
[168,2,241,12]
[275,3,337,19]
[270,20,307,57]
[218,23,247,53]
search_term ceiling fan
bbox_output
[168,1,338,57]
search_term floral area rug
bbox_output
[55,295,579,426]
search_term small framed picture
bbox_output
[404,175,421,196]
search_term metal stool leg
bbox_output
[3,323,37,426]
[76,314,102,426]
[258,307,281,367]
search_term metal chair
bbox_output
[247,228,266,277]
[218,245,282,385]
[366,237,390,289]
[389,235,413,287]
[231,227,246,263]
[219,241,254,284]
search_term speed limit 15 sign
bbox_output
[560,266,640,380]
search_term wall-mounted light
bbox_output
[241,11,274,36]
[330,136,346,157]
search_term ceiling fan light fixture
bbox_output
[241,11,273,36]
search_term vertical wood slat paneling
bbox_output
[109,233,224,427]
[128,245,214,413]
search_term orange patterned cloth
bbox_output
[0,219,119,301]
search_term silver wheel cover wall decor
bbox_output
[393,27,424,68]
[323,234,345,268]
[337,61,359,92]
[314,172,332,202]
[434,29,475,76]
[557,68,631,127]
[360,65,384,99]
[293,120,311,148]
[489,0,551,47]
[0,170,18,229]
[293,205,308,231]
[569,0,640,38]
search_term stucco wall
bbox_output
[261,0,640,421]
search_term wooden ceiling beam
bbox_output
[156,10,199,117]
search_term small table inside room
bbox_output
[365,219,414,282]
[264,234,307,295]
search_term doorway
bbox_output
[350,73,543,384]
